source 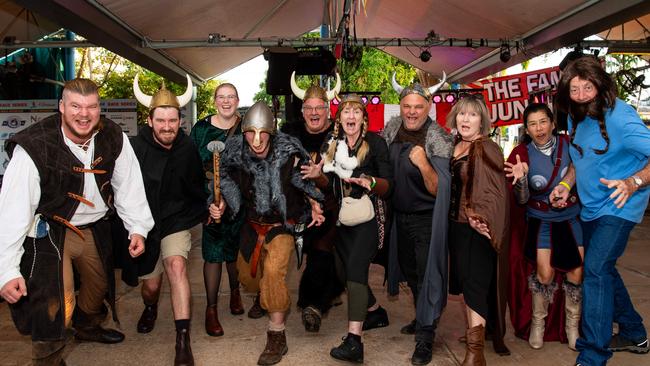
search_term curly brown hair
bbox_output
[555,57,617,156]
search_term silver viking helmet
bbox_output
[290,71,341,101]
[391,71,446,101]
[133,73,193,110]
[242,101,276,149]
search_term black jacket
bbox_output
[119,125,207,285]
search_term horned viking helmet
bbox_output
[133,73,193,110]
[242,101,276,149]
[391,71,447,101]
[290,71,341,101]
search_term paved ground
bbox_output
[1,219,649,366]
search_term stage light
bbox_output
[331,97,340,105]
[361,96,368,104]
[419,49,431,62]
[432,95,442,103]
[370,96,381,105]
[499,43,511,63]
[445,94,456,103]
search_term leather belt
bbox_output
[248,221,283,278]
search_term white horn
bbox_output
[133,73,152,107]
[177,74,193,108]
[290,71,305,100]
[391,72,404,94]
[427,71,447,95]
[326,73,341,101]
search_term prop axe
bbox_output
[206,140,226,223]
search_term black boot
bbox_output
[137,303,158,333]
[362,306,389,331]
[401,319,417,335]
[248,293,267,319]
[330,334,364,363]
[411,341,433,365]
[73,309,124,344]
[174,328,194,366]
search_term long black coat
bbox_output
[116,125,207,286]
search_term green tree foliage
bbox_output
[74,48,220,123]
[605,54,647,105]
[339,47,416,104]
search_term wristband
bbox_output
[558,181,571,190]
[369,176,377,189]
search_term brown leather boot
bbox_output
[462,325,486,366]
[174,328,194,366]
[257,330,288,365]
[230,287,245,315]
[205,304,224,337]
[248,293,267,319]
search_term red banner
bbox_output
[469,66,561,127]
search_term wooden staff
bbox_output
[207,140,225,223]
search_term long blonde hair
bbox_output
[324,100,369,164]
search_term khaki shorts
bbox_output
[140,224,201,279]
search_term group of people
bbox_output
[0,55,649,366]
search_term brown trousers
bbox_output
[62,228,107,327]
[238,233,294,313]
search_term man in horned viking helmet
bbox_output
[125,74,206,366]
[384,72,454,365]
[209,101,325,365]
[282,71,350,333]
[0,78,153,365]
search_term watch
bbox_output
[630,175,643,188]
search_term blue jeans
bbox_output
[576,215,646,366]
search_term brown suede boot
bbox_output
[248,293,267,319]
[462,325,486,366]
[257,330,288,365]
[205,304,224,337]
[230,287,245,315]
[564,280,582,351]
[174,328,194,366]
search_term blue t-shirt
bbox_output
[568,99,650,223]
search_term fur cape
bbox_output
[219,131,323,225]
[382,115,453,159]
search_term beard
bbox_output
[569,97,606,125]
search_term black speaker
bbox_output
[265,47,337,95]
[266,47,298,95]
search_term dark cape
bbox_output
[507,138,572,343]
[383,115,453,327]
[117,125,207,286]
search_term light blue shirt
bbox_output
[568,99,650,223]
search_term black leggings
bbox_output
[336,218,379,321]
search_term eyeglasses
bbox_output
[302,106,328,113]
[216,95,238,102]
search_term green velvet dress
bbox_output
[190,115,243,263]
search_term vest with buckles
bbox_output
[6,113,123,223]
[4,113,123,341]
